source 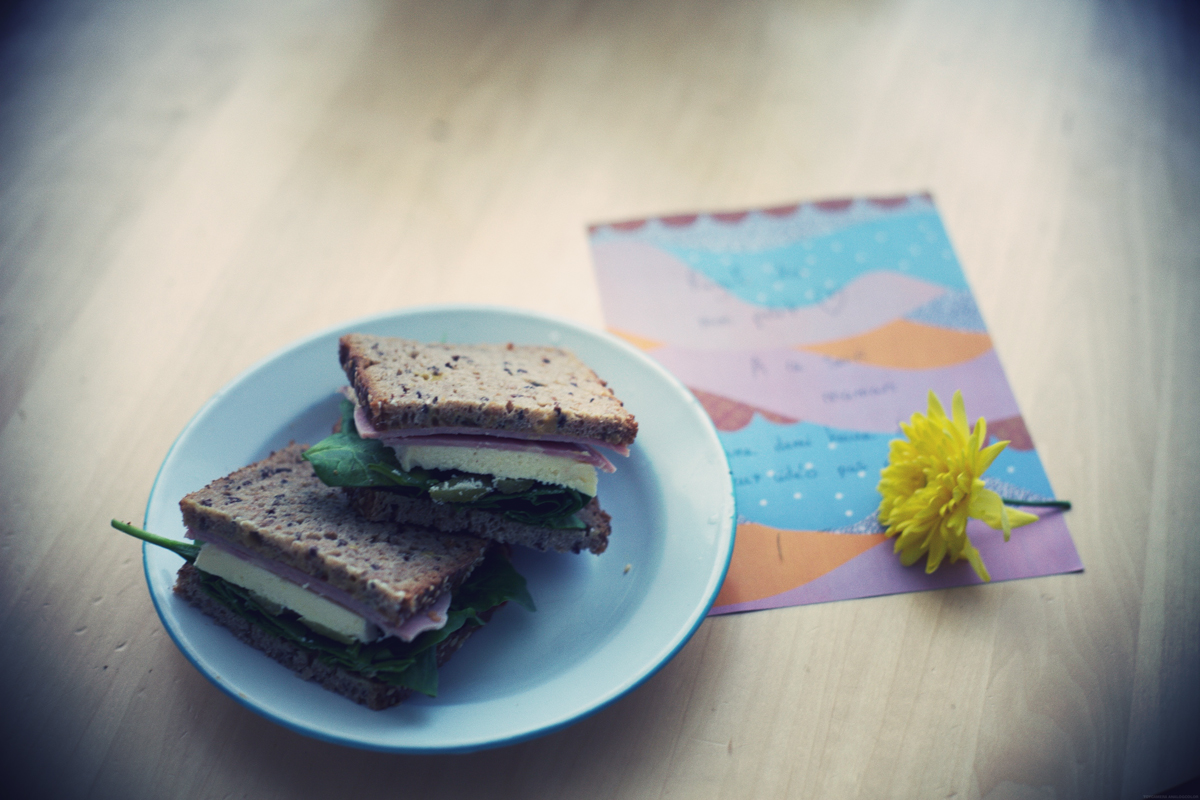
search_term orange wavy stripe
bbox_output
[798,319,992,370]
[607,327,664,351]
[714,523,887,607]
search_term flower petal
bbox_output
[951,390,969,435]
[976,440,1007,474]
[1004,505,1040,530]
[964,545,991,582]
[967,487,1008,529]
[927,390,946,421]
[926,533,948,573]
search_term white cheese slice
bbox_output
[194,544,379,643]
[396,444,598,496]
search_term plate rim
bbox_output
[141,303,735,752]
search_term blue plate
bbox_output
[143,305,735,752]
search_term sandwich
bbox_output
[112,442,533,710]
[301,335,638,555]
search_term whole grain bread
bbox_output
[339,334,638,447]
[173,563,488,710]
[346,489,612,555]
[179,443,489,628]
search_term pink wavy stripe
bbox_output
[593,239,946,348]
[709,513,1081,614]
[653,347,1020,432]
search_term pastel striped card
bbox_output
[589,194,1082,613]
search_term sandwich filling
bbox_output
[191,535,451,643]
[353,405,624,466]
[304,399,603,529]
[111,520,534,698]
[352,403,614,496]
[354,405,618,496]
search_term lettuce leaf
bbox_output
[300,400,414,488]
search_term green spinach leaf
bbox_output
[301,400,408,487]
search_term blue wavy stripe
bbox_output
[904,289,988,332]
[660,211,970,309]
[721,415,1058,531]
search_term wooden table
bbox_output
[2,1,1196,797]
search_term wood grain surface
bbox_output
[1,0,1197,798]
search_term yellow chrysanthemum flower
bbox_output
[877,390,1039,582]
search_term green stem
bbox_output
[1002,499,1072,511]
[111,519,201,562]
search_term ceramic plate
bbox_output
[143,305,735,752]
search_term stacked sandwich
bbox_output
[116,334,637,710]
[302,334,638,555]
[117,444,533,709]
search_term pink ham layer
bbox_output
[186,528,449,642]
[353,405,623,471]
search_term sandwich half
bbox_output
[302,335,638,555]
[115,443,533,710]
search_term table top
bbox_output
[2,1,1197,797]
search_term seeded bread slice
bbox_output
[339,334,638,447]
[179,443,489,629]
[345,490,612,555]
[173,563,489,710]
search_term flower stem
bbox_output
[1002,499,1072,511]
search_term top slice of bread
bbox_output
[178,443,489,628]
[339,334,638,447]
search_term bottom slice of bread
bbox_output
[173,563,480,710]
[345,490,612,555]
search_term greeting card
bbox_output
[589,194,1082,613]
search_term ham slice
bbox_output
[389,433,616,473]
[354,405,623,471]
[186,529,449,642]
[396,591,451,641]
